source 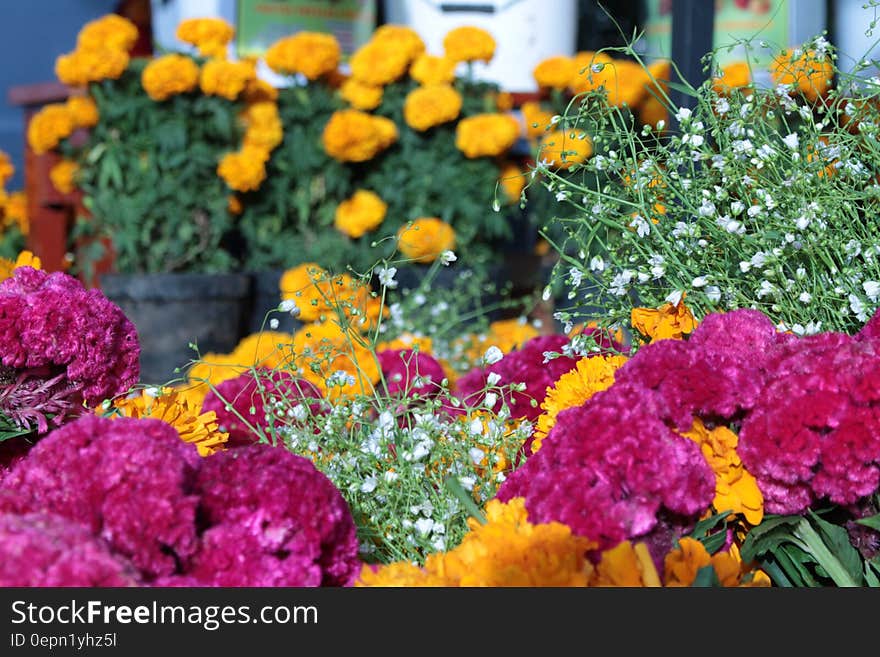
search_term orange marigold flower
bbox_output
[358,498,596,587]
[371,24,425,61]
[279,263,372,324]
[663,537,770,587]
[184,352,244,407]
[55,47,129,87]
[349,39,411,86]
[630,297,698,342]
[49,159,78,195]
[27,104,75,155]
[321,109,398,163]
[410,54,458,86]
[65,95,99,128]
[2,191,28,235]
[638,93,669,130]
[340,78,384,110]
[242,101,283,152]
[334,190,387,239]
[199,58,255,100]
[443,25,496,63]
[77,13,139,52]
[520,100,555,140]
[230,330,297,371]
[495,90,514,111]
[591,541,662,587]
[264,31,341,80]
[533,55,578,90]
[455,113,520,158]
[531,353,629,453]
[0,151,13,186]
[680,419,764,526]
[397,217,456,264]
[713,61,752,94]
[291,320,380,399]
[499,162,525,202]
[569,50,614,94]
[403,84,462,132]
[770,48,833,102]
[141,53,200,101]
[571,56,649,107]
[175,17,235,58]
[539,129,593,169]
[217,146,269,192]
[227,195,242,215]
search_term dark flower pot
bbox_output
[244,269,303,336]
[99,272,251,385]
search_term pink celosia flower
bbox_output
[0,267,139,433]
[201,369,323,446]
[377,348,446,399]
[0,512,140,586]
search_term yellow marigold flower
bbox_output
[26,104,74,155]
[663,537,770,587]
[771,48,833,102]
[397,217,456,264]
[533,55,577,90]
[141,53,200,102]
[55,48,129,87]
[242,101,283,152]
[230,330,296,371]
[349,39,411,87]
[244,77,278,104]
[217,146,269,192]
[291,320,380,399]
[531,353,629,453]
[77,14,139,52]
[591,541,662,587]
[0,151,13,185]
[443,25,496,63]
[495,90,514,111]
[455,113,520,158]
[713,61,751,94]
[569,50,614,94]
[65,96,99,129]
[264,31,340,80]
[538,129,593,169]
[356,562,446,587]
[199,58,254,100]
[571,57,649,107]
[184,352,244,407]
[630,297,698,342]
[111,388,229,457]
[321,109,398,163]
[403,84,462,132]
[0,250,41,282]
[334,190,387,238]
[340,78,384,111]
[3,192,28,235]
[371,24,426,62]
[499,162,525,202]
[376,333,433,355]
[227,195,242,215]
[680,419,764,526]
[520,100,554,140]
[176,17,235,58]
[49,159,78,195]
[410,54,458,86]
[358,498,595,587]
[487,317,539,353]
[279,263,372,324]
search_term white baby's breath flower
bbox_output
[278,299,301,317]
[863,280,880,302]
[268,318,280,330]
[486,372,502,386]
[783,133,800,150]
[692,276,708,288]
[665,289,684,306]
[377,266,398,289]
[440,250,457,266]
[483,345,503,365]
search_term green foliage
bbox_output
[66,59,243,276]
[0,225,26,261]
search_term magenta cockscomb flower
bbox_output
[377,348,446,399]
[0,414,201,580]
[496,381,715,563]
[0,267,139,433]
[0,512,140,587]
[194,444,361,586]
[201,369,324,446]
[738,333,880,514]
[456,334,580,422]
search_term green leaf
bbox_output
[855,513,880,531]
[740,515,802,562]
[808,511,864,584]
[691,565,721,588]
